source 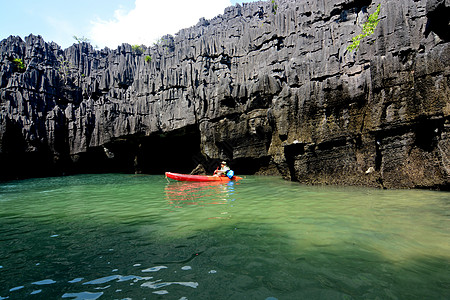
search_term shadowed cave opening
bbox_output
[137,127,202,175]
[0,123,272,181]
[0,152,59,181]
[425,2,450,42]
[87,127,276,177]
[0,118,64,181]
[98,125,203,175]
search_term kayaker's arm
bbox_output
[214,161,231,177]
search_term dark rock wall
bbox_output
[0,0,449,189]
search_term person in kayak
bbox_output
[214,161,231,177]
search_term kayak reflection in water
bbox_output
[165,180,236,208]
[213,161,231,177]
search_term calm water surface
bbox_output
[0,174,449,299]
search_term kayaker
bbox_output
[214,161,231,177]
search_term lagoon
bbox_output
[0,174,449,299]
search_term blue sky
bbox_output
[0,0,262,49]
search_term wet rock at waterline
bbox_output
[0,0,449,189]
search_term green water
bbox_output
[0,174,449,299]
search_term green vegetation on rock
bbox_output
[132,45,143,54]
[73,35,90,44]
[347,4,381,52]
[13,58,25,72]
[272,0,278,15]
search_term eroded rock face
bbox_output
[0,0,449,189]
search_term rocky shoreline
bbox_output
[1,0,449,189]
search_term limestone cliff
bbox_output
[0,0,449,189]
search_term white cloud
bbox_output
[90,0,232,49]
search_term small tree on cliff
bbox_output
[12,58,26,72]
[57,56,73,84]
[132,45,144,55]
[272,0,278,15]
[73,35,90,44]
[347,4,381,52]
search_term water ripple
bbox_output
[141,280,199,289]
[9,285,24,292]
[141,266,168,272]
[62,291,103,300]
[83,275,151,285]
[32,279,56,285]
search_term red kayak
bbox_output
[165,172,243,182]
